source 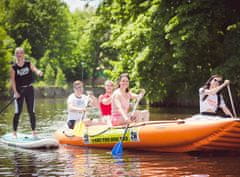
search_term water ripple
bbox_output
[0,99,240,176]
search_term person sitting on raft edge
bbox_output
[66,80,98,129]
[199,74,233,118]
[111,73,149,126]
[98,80,114,126]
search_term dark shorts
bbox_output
[201,112,231,118]
[67,120,76,129]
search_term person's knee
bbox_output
[139,110,150,121]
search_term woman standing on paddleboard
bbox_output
[10,47,43,137]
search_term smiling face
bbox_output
[74,85,83,95]
[104,80,114,93]
[119,76,129,90]
[73,80,84,96]
[15,48,25,61]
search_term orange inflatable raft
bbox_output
[54,115,240,152]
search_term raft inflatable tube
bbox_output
[54,115,240,152]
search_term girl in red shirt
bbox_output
[98,80,114,125]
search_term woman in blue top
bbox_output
[10,47,43,138]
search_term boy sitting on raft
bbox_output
[67,80,98,129]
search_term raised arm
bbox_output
[130,89,145,100]
[67,102,86,113]
[204,80,229,95]
[99,95,112,105]
[30,63,43,77]
[222,106,233,118]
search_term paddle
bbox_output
[0,97,16,115]
[73,92,91,137]
[227,85,237,117]
[111,89,145,156]
[0,88,26,115]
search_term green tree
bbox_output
[97,0,240,106]
[19,39,38,66]
[78,16,110,85]
[0,27,14,94]
[44,64,55,85]
[60,10,95,82]
[55,67,66,87]
[3,0,72,59]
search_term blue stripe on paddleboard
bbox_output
[2,133,40,143]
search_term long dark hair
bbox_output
[202,74,223,89]
[202,74,223,101]
[117,73,130,92]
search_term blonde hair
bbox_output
[104,80,114,86]
[15,47,24,55]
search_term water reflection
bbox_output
[0,145,60,177]
[53,145,240,177]
[58,146,142,177]
[12,151,37,177]
[0,98,240,177]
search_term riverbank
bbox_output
[34,86,104,98]
[0,86,199,107]
[0,86,104,99]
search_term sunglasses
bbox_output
[213,78,222,84]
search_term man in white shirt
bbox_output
[67,80,98,129]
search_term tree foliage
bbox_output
[3,0,72,60]
[1,0,240,108]
[96,0,240,106]
[44,64,55,85]
[55,67,66,87]
[0,27,13,93]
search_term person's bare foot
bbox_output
[32,131,37,138]
[13,131,17,138]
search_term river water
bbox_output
[0,98,240,177]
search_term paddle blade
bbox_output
[73,122,85,137]
[111,142,123,156]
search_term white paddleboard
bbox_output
[1,133,59,149]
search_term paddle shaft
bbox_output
[0,88,26,115]
[120,124,130,141]
[111,92,145,155]
[120,95,142,142]
[0,97,15,114]
[73,94,91,137]
[80,95,91,121]
[227,85,237,117]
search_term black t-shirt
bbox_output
[12,61,34,88]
